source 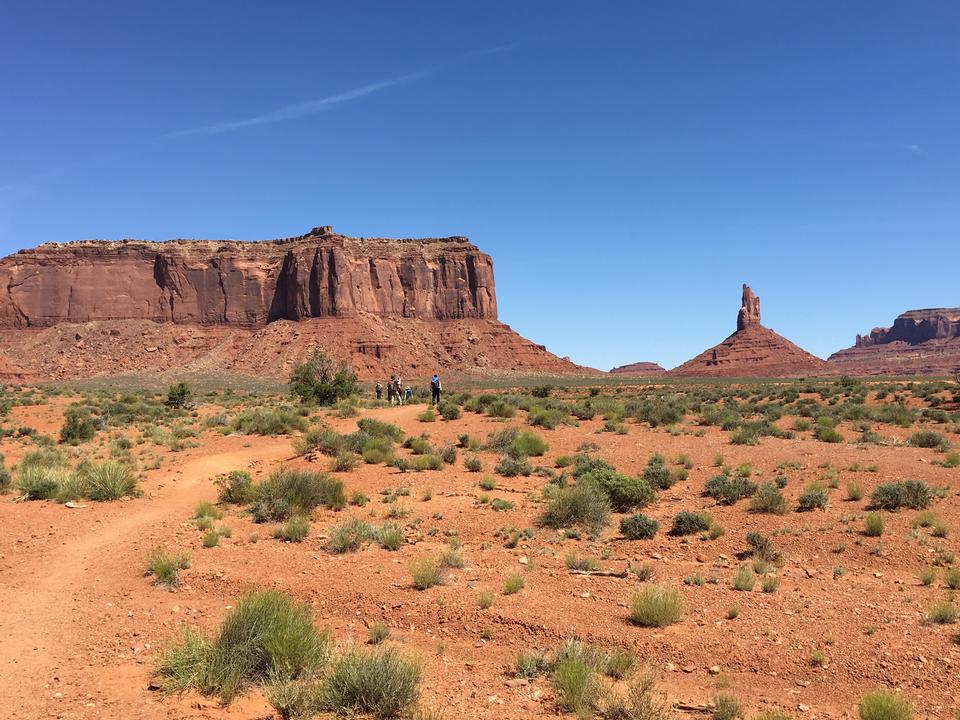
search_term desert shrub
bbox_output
[437,402,461,421]
[858,690,913,720]
[410,557,441,590]
[251,468,345,522]
[408,455,443,472]
[146,547,191,588]
[376,523,404,551]
[294,427,346,456]
[503,573,525,594]
[416,408,436,423]
[553,657,600,715]
[494,455,532,477]
[565,553,600,571]
[926,600,958,624]
[863,512,885,537]
[870,480,932,510]
[620,514,659,540]
[511,430,549,457]
[538,481,611,532]
[0,456,10,493]
[166,382,192,409]
[909,430,947,449]
[581,467,654,512]
[528,406,565,430]
[274,515,310,543]
[314,645,421,718]
[438,444,457,464]
[670,511,711,536]
[157,589,330,702]
[80,461,139,501]
[464,456,482,472]
[846,481,865,502]
[797,484,829,511]
[331,452,361,472]
[571,453,615,478]
[749,482,788,514]
[355,418,404,441]
[942,568,960,589]
[289,351,358,405]
[217,470,254,504]
[628,585,681,627]
[713,694,743,720]
[705,474,757,505]
[203,530,221,548]
[815,425,843,443]
[328,518,375,554]
[729,427,759,445]
[60,406,97,444]
[403,435,433,455]
[732,565,756,591]
[16,465,68,500]
[232,408,307,436]
[479,474,497,490]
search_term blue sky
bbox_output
[1,1,957,370]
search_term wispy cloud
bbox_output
[163,42,524,139]
[901,143,928,156]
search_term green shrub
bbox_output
[538,481,611,532]
[217,471,254,504]
[294,427,347,456]
[146,547,191,588]
[356,418,404,442]
[909,430,947,449]
[438,444,457,464]
[552,657,599,715]
[409,454,443,472]
[564,553,600,571]
[477,590,494,609]
[732,565,755,591]
[705,474,757,505]
[464,456,482,472]
[251,468,345,522]
[503,573,525,594]
[438,403,461,421]
[410,557,441,590]
[15,465,67,500]
[528,406,565,430]
[863,512,885,537]
[494,455,532,477]
[158,589,330,702]
[670,511,711,536]
[857,690,913,720]
[59,406,97,444]
[416,409,436,423]
[274,515,310,543]
[797,484,828,511]
[729,427,759,445]
[231,408,307,436]
[641,455,676,490]
[289,351,359,405]
[749,482,788,514]
[166,382,192,409]
[80,461,139,501]
[713,694,743,720]
[815,426,843,444]
[376,523,404,551]
[194,500,222,519]
[620,514,659,540]
[870,480,932,510]
[511,431,548,457]
[846,482,864,501]
[328,518,375,554]
[203,530,221,548]
[927,600,958,624]
[583,468,655,512]
[316,645,421,718]
[628,585,681,627]
[331,452,361,472]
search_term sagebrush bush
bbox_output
[464,456,482,472]
[926,599,958,624]
[331,452,361,472]
[705,474,757,505]
[732,565,756,591]
[797,484,829,511]
[217,470,254,504]
[511,431,549,457]
[158,589,330,702]
[581,467,654,512]
[870,480,932,510]
[316,645,421,718]
[503,572,525,594]
[146,547,191,588]
[274,515,310,542]
[908,430,947,449]
[552,657,599,715]
[749,482,788,514]
[863,511,885,537]
[328,518,375,554]
[629,585,681,627]
[356,418,404,442]
[231,408,307,436]
[620,513,659,540]
[251,468,345,522]
[670,510,711,536]
[538,480,611,532]
[410,557,441,590]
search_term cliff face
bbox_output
[670,284,827,378]
[828,307,960,376]
[0,226,496,329]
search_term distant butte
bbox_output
[608,362,666,376]
[669,284,827,378]
[827,307,960,376]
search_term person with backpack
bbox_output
[387,375,396,405]
[375,381,383,401]
[394,376,404,406]
[430,373,442,406]
[404,385,412,402]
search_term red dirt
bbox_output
[1,399,959,719]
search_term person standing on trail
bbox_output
[395,376,404,405]
[430,373,442,406]
[387,375,396,405]
[375,382,383,401]
[404,385,412,402]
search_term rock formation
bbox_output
[608,362,666,376]
[670,285,827,377]
[827,307,960,376]
[0,226,586,381]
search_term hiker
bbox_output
[430,372,442,406]
[375,381,383,401]
[395,376,404,405]
[387,374,396,405]
[404,385,413,402]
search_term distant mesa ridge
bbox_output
[608,361,666,376]
[668,284,827,378]
[0,226,585,381]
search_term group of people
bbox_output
[374,372,443,406]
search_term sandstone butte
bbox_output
[0,226,587,382]
[669,284,828,378]
[608,362,666,376]
[827,307,960,376]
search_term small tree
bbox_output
[289,351,358,405]
[166,382,192,409]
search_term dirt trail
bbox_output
[0,438,292,718]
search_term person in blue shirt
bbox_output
[430,373,442,406]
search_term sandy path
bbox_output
[0,437,293,718]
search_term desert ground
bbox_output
[1,378,958,720]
